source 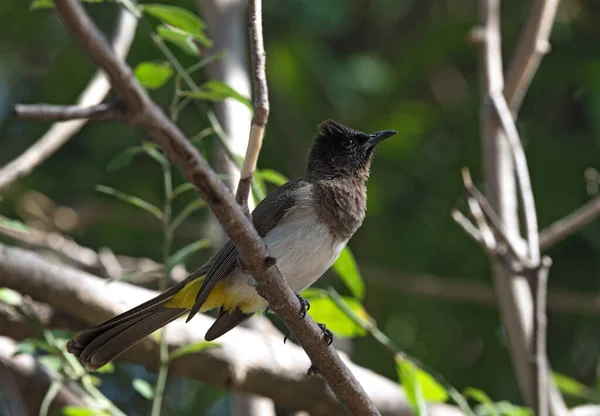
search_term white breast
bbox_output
[263,198,347,292]
[225,184,347,312]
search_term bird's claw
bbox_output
[296,293,310,319]
[318,323,334,346]
[307,364,318,376]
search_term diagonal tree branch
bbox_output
[27,0,379,413]
[0,7,137,191]
[12,102,123,122]
[504,0,561,115]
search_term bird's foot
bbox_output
[283,322,333,346]
[307,364,319,376]
[317,323,334,346]
[295,293,310,319]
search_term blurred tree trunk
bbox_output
[199,1,275,415]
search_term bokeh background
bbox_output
[1,0,600,414]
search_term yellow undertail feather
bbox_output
[164,275,226,312]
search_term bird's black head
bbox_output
[306,120,397,179]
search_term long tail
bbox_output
[68,275,254,368]
[67,289,187,369]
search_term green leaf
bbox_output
[93,362,115,374]
[396,357,428,416]
[13,339,56,356]
[169,198,206,233]
[0,217,28,232]
[39,355,63,373]
[300,289,367,338]
[463,387,498,416]
[134,61,173,90]
[332,247,365,300]
[173,183,196,199]
[157,25,200,57]
[553,372,600,402]
[96,185,163,220]
[417,369,449,403]
[258,169,288,186]
[31,0,105,10]
[180,81,252,109]
[141,142,169,166]
[482,402,532,416]
[61,406,110,416]
[169,341,219,361]
[0,288,22,306]
[106,146,144,171]
[141,4,211,46]
[132,378,154,400]
[166,239,210,272]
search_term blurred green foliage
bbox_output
[2,0,600,414]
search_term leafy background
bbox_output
[1,0,600,414]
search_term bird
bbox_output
[67,119,397,369]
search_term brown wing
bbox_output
[186,178,309,321]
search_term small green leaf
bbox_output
[332,247,365,300]
[553,372,600,402]
[463,387,498,416]
[96,185,163,220]
[93,362,115,374]
[169,198,206,233]
[180,81,252,109]
[0,217,28,232]
[418,370,449,403]
[169,341,219,361]
[0,288,22,306]
[157,25,200,57]
[39,355,63,373]
[483,402,532,416]
[300,290,367,338]
[132,379,154,400]
[31,0,105,9]
[61,406,110,416]
[173,183,196,199]
[141,142,169,166]
[166,239,210,272]
[134,61,173,90]
[396,357,428,416]
[13,340,38,356]
[106,146,144,171]
[141,4,211,46]
[258,169,288,186]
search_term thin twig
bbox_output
[47,1,379,413]
[13,103,123,121]
[0,8,137,190]
[235,0,270,213]
[540,194,600,250]
[504,0,561,115]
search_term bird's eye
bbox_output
[344,138,355,148]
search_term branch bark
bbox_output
[473,1,566,414]
[0,242,465,416]
[23,1,380,413]
[0,7,136,190]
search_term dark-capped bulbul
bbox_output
[67,120,397,369]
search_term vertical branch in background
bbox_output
[199,0,275,415]
[474,0,566,415]
[235,0,270,213]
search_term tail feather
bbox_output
[204,307,253,341]
[68,305,186,369]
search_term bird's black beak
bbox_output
[367,130,397,147]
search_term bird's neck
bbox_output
[311,176,367,241]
